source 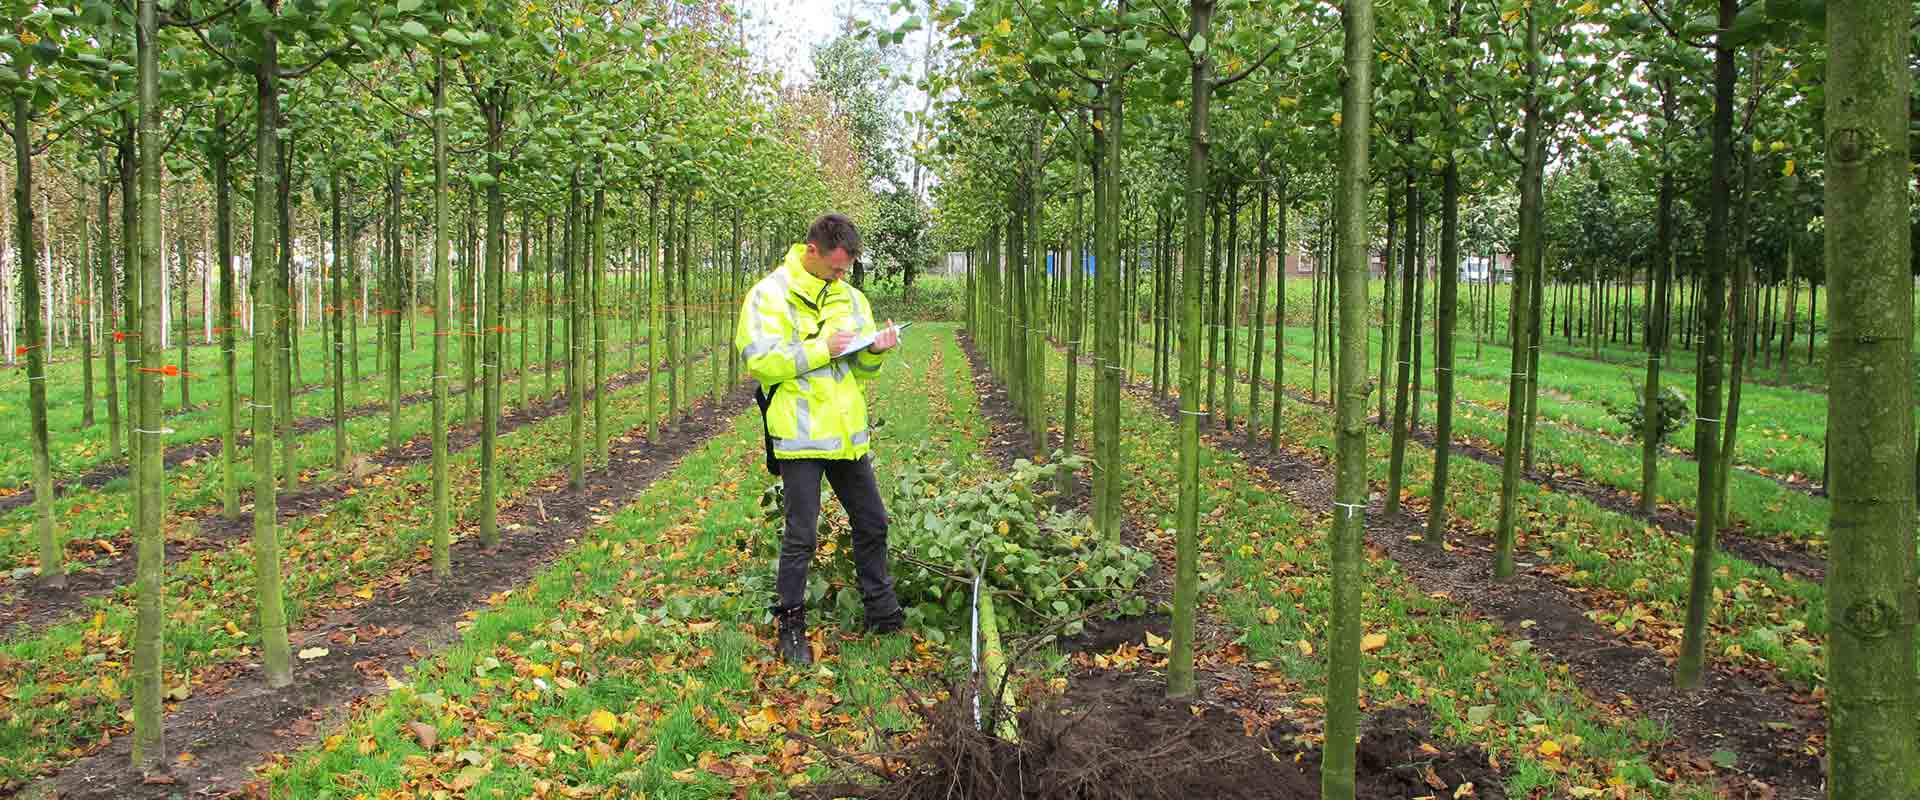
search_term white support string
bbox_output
[134,427,175,435]
[1333,501,1365,519]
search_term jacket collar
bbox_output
[781,243,835,307]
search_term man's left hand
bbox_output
[868,319,899,354]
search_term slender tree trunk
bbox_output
[1494,5,1543,580]
[12,63,60,590]
[1824,1,1917,793]
[1249,165,1269,446]
[132,0,174,765]
[1386,170,1419,518]
[99,150,121,459]
[1427,152,1460,550]
[567,170,585,488]
[1169,0,1212,701]
[1379,183,1396,425]
[1643,159,1675,516]
[329,172,345,469]
[81,177,96,428]
[429,57,453,574]
[1717,49,1762,529]
[214,123,240,520]
[1270,176,1288,453]
[591,180,607,462]
[481,89,507,547]
[244,28,293,692]
[1324,0,1373,793]
[1674,0,1737,691]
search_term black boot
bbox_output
[776,607,812,666]
[865,608,905,635]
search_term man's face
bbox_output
[803,242,856,283]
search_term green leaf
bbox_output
[1466,705,1496,726]
[441,29,471,45]
[1709,749,1738,769]
[1189,34,1206,55]
[399,20,429,39]
[397,0,422,12]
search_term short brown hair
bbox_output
[806,214,861,259]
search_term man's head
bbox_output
[801,214,861,283]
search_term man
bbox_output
[735,214,904,665]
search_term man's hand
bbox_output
[829,329,858,357]
[868,319,899,354]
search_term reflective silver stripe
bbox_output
[776,436,843,452]
[742,337,780,359]
[788,343,810,374]
[850,292,871,332]
[795,396,812,438]
[850,429,870,445]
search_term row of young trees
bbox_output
[924,0,1910,795]
[5,0,872,775]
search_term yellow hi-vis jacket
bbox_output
[735,244,888,460]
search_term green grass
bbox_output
[0,308,693,488]
[1101,327,1840,690]
[0,333,730,786]
[0,322,669,577]
[265,325,989,798]
[1006,329,1715,798]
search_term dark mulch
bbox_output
[803,670,1501,800]
[1177,384,1828,800]
[39,387,749,800]
[0,358,685,639]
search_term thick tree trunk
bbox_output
[1824,1,1918,794]
[246,30,293,691]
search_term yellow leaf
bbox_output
[1296,639,1314,657]
[1144,631,1167,649]
[224,620,244,637]
[1783,159,1796,177]
[1538,740,1562,757]
[354,585,375,600]
[1360,632,1387,653]
[527,663,553,679]
[587,709,619,735]
[994,17,1011,34]
[1371,670,1389,686]
[1259,606,1280,625]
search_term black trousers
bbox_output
[776,454,903,624]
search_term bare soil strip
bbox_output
[1205,360,1827,581]
[38,388,748,800]
[0,355,699,638]
[1134,379,1827,800]
[0,357,584,513]
[954,332,1505,799]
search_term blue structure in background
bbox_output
[1044,252,1097,276]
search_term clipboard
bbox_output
[835,321,912,357]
